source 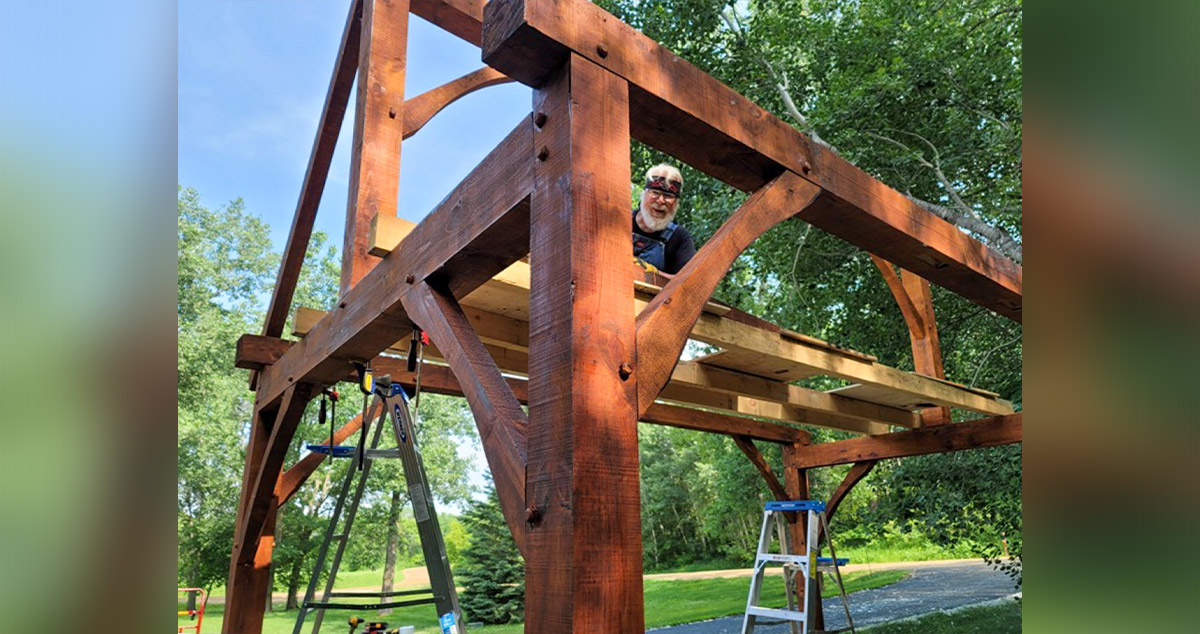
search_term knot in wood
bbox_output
[596,43,609,58]
[619,362,634,380]
[388,107,397,119]
[801,160,812,174]
[405,274,415,284]
[525,505,542,524]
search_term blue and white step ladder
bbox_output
[741,500,856,634]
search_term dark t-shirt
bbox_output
[632,213,698,274]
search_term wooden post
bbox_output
[782,442,823,630]
[524,54,643,633]
[223,404,276,634]
[340,0,410,296]
[902,271,950,425]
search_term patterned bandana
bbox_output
[645,174,682,197]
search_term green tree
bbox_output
[458,483,524,624]
[177,186,275,592]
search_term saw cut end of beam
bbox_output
[367,214,417,257]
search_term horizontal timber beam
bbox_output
[410,0,485,46]
[238,334,809,445]
[481,0,1022,321]
[791,413,1022,469]
[254,118,532,410]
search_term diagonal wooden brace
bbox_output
[402,280,529,556]
[636,171,821,416]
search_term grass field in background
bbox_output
[187,570,907,633]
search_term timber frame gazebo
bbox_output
[227,0,1024,632]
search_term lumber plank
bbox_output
[402,281,529,556]
[732,436,789,501]
[791,413,1023,469]
[688,313,1014,415]
[404,66,512,140]
[341,0,411,297]
[254,119,532,410]
[240,333,814,445]
[260,0,363,342]
[658,383,888,435]
[525,55,643,633]
[671,362,918,428]
[636,171,821,416]
[481,0,1022,321]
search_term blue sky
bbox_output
[179,1,534,501]
[179,0,531,251]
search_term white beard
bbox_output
[638,203,677,233]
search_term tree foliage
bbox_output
[458,483,524,624]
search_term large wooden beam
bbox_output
[525,55,643,633]
[254,119,532,411]
[410,0,485,46]
[481,0,1022,321]
[341,0,411,296]
[792,413,1022,469]
[260,0,362,341]
[636,172,821,415]
[402,281,529,556]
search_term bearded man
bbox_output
[632,163,697,275]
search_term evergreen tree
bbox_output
[458,483,524,624]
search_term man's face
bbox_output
[638,187,679,232]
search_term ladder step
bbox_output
[757,553,808,564]
[746,606,806,621]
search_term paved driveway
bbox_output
[650,560,1018,633]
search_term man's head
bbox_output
[637,163,683,233]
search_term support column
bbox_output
[340,0,410,296]
[901,272,950,425]
[525,54,643,633]
[224,403,277,634]
[783,442,823,631]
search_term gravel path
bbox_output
[649,560,1018,633]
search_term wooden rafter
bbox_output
[259,0,362,343]
[481,0,1022,321]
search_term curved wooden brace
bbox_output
[825,460,877,522]
[870,254,925,338]
[732,435,789,500]
[400,280,529,556]
[635,170,822,416]
[403,66,512,140]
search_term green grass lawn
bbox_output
[860,600,1021,633]
[189,570,907,633]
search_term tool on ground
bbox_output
[292,377,466,634]
[741,500,855,634]
[177,587,208,634]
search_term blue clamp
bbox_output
[304,443,357,458]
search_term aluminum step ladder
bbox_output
[293,378,465,634]
[741,500,855,634]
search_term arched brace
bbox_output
[403,66,513,140]
[635,171,822,416]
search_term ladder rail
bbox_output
[385,390,466,634]
[291,396,387,634]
